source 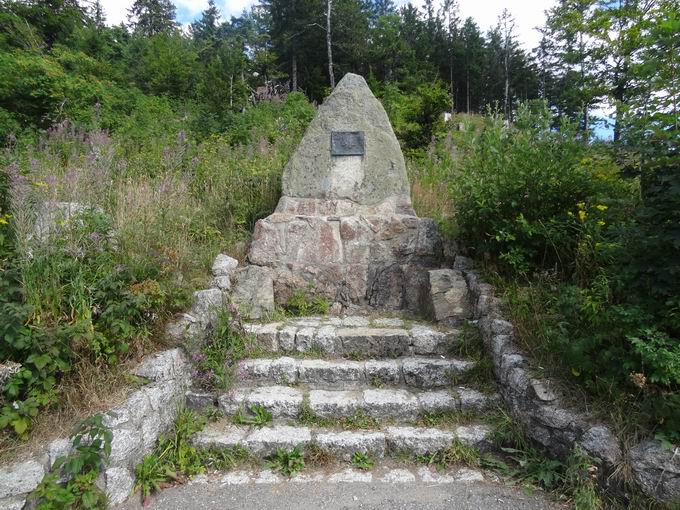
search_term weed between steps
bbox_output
[134,408,666,510]
[447,322,497,393]
[297,400,380,430]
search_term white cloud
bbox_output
[101,0,555,49]
[100,0,258,26]
[100,0,133,26]
[457,0,556,50]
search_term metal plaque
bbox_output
[331,131,365,156]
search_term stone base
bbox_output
[247,212,442,313]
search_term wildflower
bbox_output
[0,215,9,225]
[578,210,587,222]
[595,204,608,211]
[597,220,605,226]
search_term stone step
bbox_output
[243,316,459,358]
[189,464,489,486]
[207,385,498,422]
[192,421,492,460]
[235,356,475,390]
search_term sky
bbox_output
[100,0,557,51]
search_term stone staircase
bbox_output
[189,316,499,464]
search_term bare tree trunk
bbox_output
[292,54,298,92]
[326,0,335,89]
[504,45,509,119]
[466,68,470,113]
[230,75,233,108]
[292,0,298,92]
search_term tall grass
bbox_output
[0,94,314,445]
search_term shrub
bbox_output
[451,102,633,278]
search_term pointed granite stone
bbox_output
[280,73,413,213]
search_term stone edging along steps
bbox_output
[461,260,680,504]
[0,349,191,508]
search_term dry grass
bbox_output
[410,179,455,221]
[0,358,136,463]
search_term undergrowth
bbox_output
[265,446,305,477]
[133,409,207,505]
[29,414,112,509]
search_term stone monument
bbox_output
[247,73,443,313]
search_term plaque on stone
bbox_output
[331,131,365,156]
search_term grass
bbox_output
[419,410,477,428]
[417,439,481,471]
[297,402,380,430]
[1,96,312,447]
[0,359,133,463]
[305,442,335,468]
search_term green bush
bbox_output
[433,103,679,440]
[378,81,449,151]
[0,209,172,437]
[451,102,633,278]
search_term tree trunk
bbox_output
[504,46,509,119]
[581,104,587,143]
[466,68,470,114]
[292,54,298,92]
[327,0,335,89]
[230,75,233,108]
[291,0,298,92]
[449,59,454,112]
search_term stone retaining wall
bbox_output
[0,349,190,509]
[460,260,680,504]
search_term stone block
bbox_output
[295,327,316,353]
[362,389,419,420]
[297,360,365,388]
[314,431,386,460]
[410,325,452,355]
[278,326,297,352]
[427,269,471,323]
[192,424,247,449]
[309,390,362,418]
[243,426,311,455]
[365,360,401,386]
[245,386,303,418]
[402,358,473,388]
[232,266,274,320]
[385,427,454,455]
[417,390,458,414]
[0,459,45,499]
[339,328,410,357]
[630,439,680,503]
[212,254,238,276]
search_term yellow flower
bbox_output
[578,210,587,222]
[596,204,608,211]
[567,211,574,217]
[0,215,8,225]
[597,220,606,226]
